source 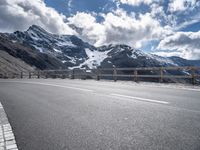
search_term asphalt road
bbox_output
[0,79,200,150]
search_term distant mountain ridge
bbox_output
[0,25,200,75]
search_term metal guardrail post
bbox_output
[134,70,138,82]
[160,68,163,83]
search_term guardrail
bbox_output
[1,66,200,85]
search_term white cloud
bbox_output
[68,12,106,46]
[117,0,157,6]
[0,0,75,34]
[67,0,73,12]
[150,3,177,28]
[1,0,200,60]
[168,0,197,12]
[68,9,170,48]
[156,31,200,59]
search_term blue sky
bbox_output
[44,0,200,31]
[44,0,200,59]
[0,0,200,59]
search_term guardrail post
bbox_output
[45,71,48,79]
[29,72,31,79]
[37,71,40,79]
[11,73,15,79]
[71,69,75,79]
[4,73,7,79]
[113,67,117,82]
[160,68,163,83]
[82,69,86,80]
[96,69,100,80]
[20,72,23,79]
[62,71,66,79]
[191,67,195,85]
[134,70,138,82]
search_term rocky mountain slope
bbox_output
[0,32,65,71]
[9,25,95,68]
[0,50,34,77]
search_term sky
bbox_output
[0,0,200,60]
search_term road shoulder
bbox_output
[0,102,18,150]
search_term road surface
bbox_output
[0,79,200,150]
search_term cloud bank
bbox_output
[157,31,200,59]
[0,0,75,34]
[68,9,170,48]
[115,0,157,6]
[168,0,197,12]
[0,0,200,60]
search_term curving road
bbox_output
[0,79,200,150]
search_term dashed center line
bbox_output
[110,93,169,104]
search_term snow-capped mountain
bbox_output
[1,25,200,71]
[9,25,96,68]
[97,44,176,69]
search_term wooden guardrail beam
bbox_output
[98,66,200,71]
[5,66,198,85]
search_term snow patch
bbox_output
[84,48,110,68]
[56,40,76,47]
[53,48,62,53]
[72,48,111,69]
[33,45,43,53]
[66,56,76,64]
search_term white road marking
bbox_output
[0,81,93,92]
[110,93,169,104]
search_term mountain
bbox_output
[0,32,65,71]
[0,25,200,76]
[169,56,200,67]
[97,44,178,68]
[9,25,95,68]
